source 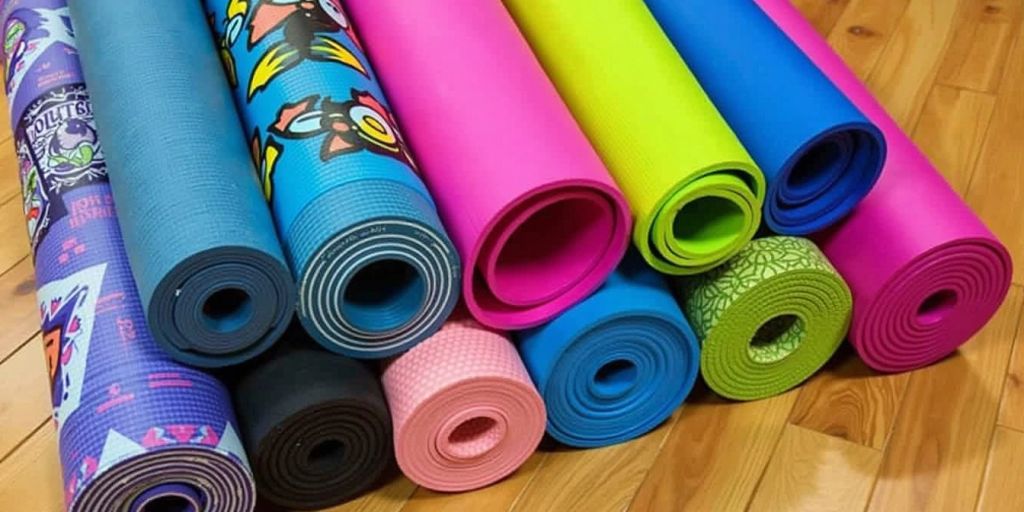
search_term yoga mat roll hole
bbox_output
[916,289,958,326]
[132,485,203,512]
[200,288,254,334]
[673,195,746,256]
[446,416,502,459]
[342,259,426,333]
[483,192,615,307]
[749,314,805,363]
[306,439,346,472]
[593,359,639,398]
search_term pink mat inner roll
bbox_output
[756,0,1012,372]
[381,317,546,492]
[345,0,632,330]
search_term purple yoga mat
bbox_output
[1,1,255,510]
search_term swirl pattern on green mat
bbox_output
[679,237,852,400]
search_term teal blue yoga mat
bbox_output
[206,0,460,358]
[68,0,295,367]
[517,252,700,447]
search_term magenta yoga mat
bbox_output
[756,0,1013,372]
[345,0,632,330]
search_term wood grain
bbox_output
[911,85,996,194]
[936,0,1023,93]
[866,287,1023,512]
[0,335,50,459]
[790,0,854,36]
[399,454,544,512]
[0,198,29,275]
[0,257,36,361]
[0,425,62,512]
[327,477,418,512]
[998,302,1024,431]
[826,0,910,80]
[975,426,1024,511]
[789,348,908,450]
[747,424,882,512]
[629,389,798,512]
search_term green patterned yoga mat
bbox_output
[679,237,852,400]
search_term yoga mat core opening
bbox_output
[917,289,958,326]
[446,416,502,459]
[201,288,254,334]
[306,439,346,473]
[132,485,203,512]
[673,195,747,256]
[593,359,640,397]
[749,314,805,363]
[342,259,426,333]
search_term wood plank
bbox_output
[789,0,854,36]
[866,286,1023,511]
[400,453,543,512]
[0,197,29,275]
[789,347,908,450]
[936,0,1023,93]
[0,335,50,459]
[0,424,62,512]
[629,388,798,512]
[0,257,36,362]
[327,477,418,512]
[999,299,1024,431]
[910,85,996,194]
[512,412,678,512]
[975,426,1024,511]
[748,424,882,512]
[865,0,964,129]
[0,137,19,203]
[825,0,911,80]
[965,16,1024,285]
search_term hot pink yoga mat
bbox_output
[381,316,546,492]
[756,0,1013,372]
[345,0,631,329]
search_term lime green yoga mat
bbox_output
[679,237,852,401]
[504,0,765,275]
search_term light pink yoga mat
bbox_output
[756,0,1013,372]
[381,316,546,492]
[345,0,631,329]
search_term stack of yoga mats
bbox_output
[345,0,632,329]
[755,0,1013,372]
[66,0,295,368]
[229,328,393,510]
[646,0,886,235]
[206,0,461,359]
[678,237,852,401]
[518,251,700,447]
[2,1,255,510]
[504,0,766,276]
[382,316,546,492]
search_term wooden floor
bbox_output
[2,0,1024,510]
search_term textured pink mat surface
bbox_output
[381,317,546,492]
[346,0,631,330]
[757,0,1013,372]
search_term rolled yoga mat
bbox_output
[381,316,546,492]
[1,2,254,509]
[230,330,392,510]
[345,0,632,329]
[645,0,885,235]
[206,0,460,358]
[66,0,295,367]
[679,237,852,401]
[517,251,700,448]
[504,0,765,276]
[756,0,1014,372]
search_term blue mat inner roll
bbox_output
[206,0,460,359]
[517,252,700,448]
[68,0,295,368]
[645,0,886,235]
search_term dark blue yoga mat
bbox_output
[2,1,255,509]
[206,0,460,358]
[645,0,886,235]
[516,251,700,448]
[67,0,295,367]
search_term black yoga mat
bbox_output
[230,330,394,510]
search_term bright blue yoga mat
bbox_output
[68,0,295,367]
[517,252,700,448]
[206,0,460,358]
[645,0,886,235]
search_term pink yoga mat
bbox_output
[345,0,631,329]
[756,0,1013,372]
[381,316,546,492]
